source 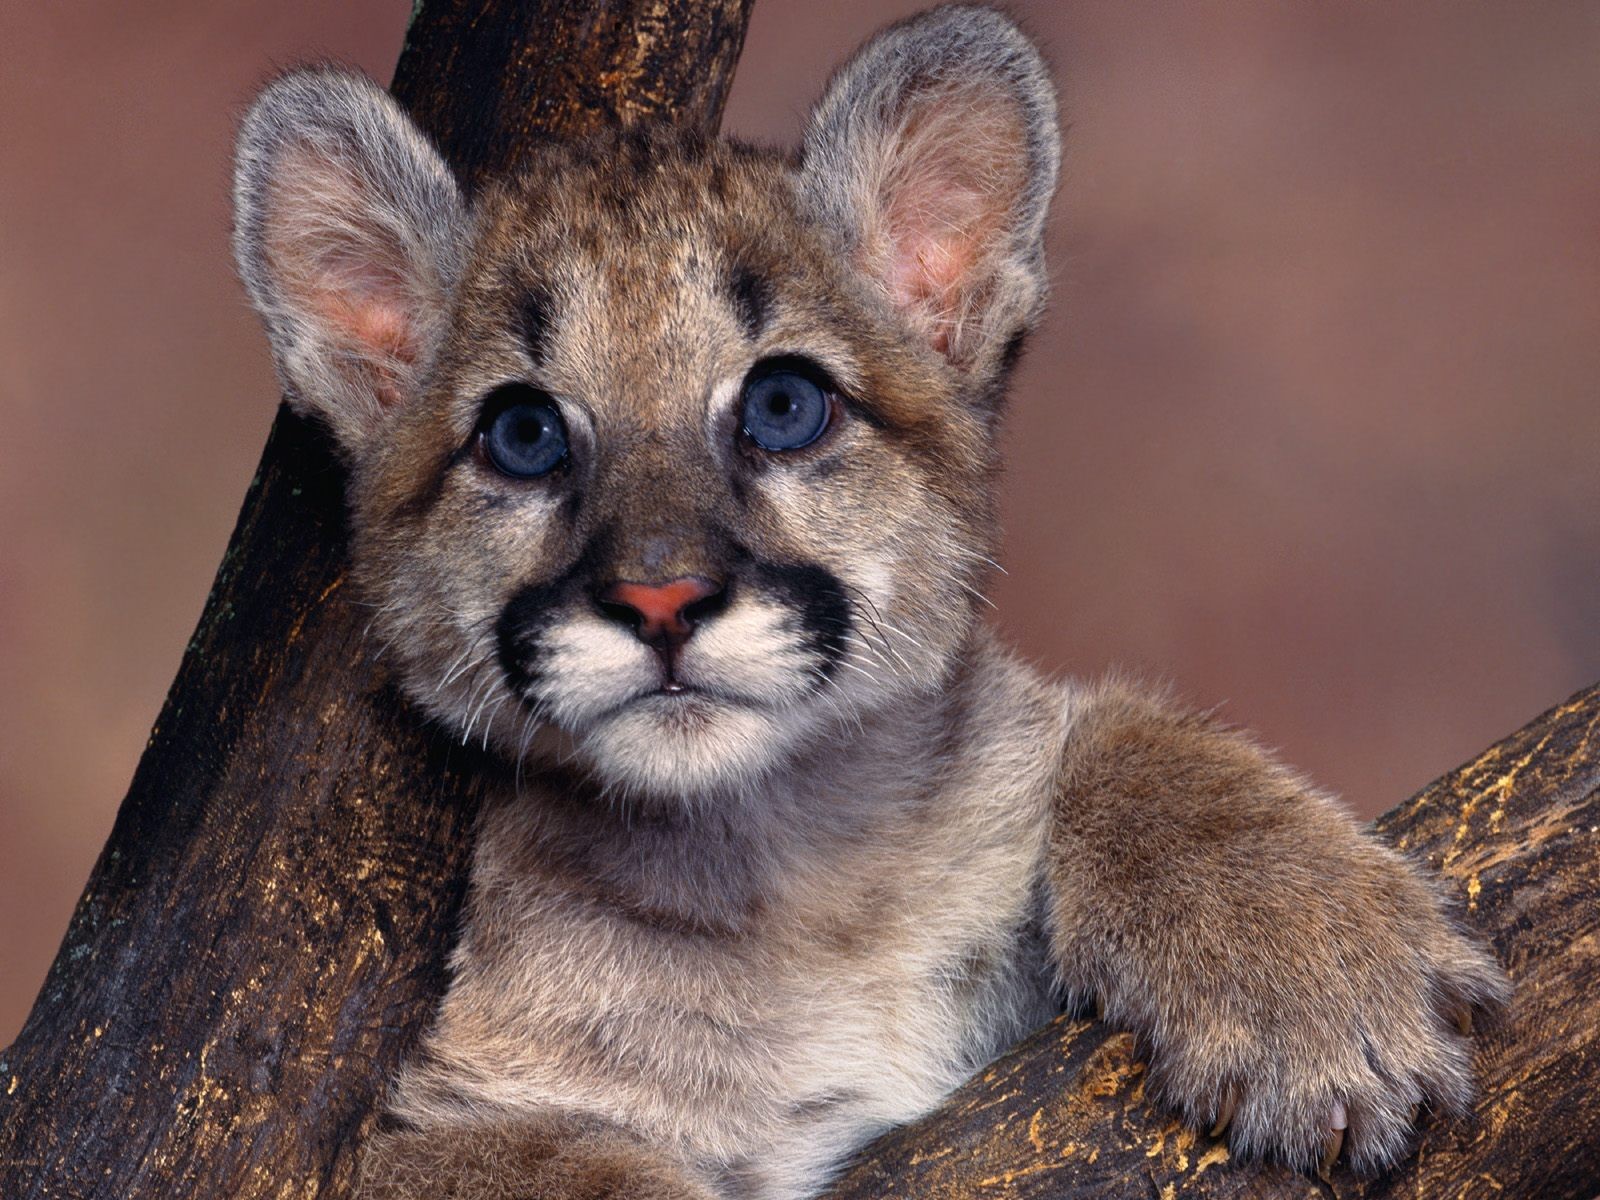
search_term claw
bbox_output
[1454,1006,1473,1036]
[1408,1102,1421,1125]
[1317,1101,1349,1179]
[1093,994,1106,1021]
[1209,1087,1238,1139]
[1318,1126,1345,1179]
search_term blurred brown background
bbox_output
[2,2,1596,1045]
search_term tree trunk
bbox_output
[822,683,1600,1200]
[0,4,752,1198]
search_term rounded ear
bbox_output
[800,5,1060,379]
[232,68,468,458]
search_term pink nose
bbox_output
[597,577,725,645]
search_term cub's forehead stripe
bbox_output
[726,263,771,340]
[520,287,552,366]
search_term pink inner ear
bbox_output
[345,300,415,363]
[305,288,418,408]
[263,146,425,406]
[873,87,1029,357]
[301,250,422,359]
[884,224,982,355]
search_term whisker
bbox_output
[833,659,881,686]
[459,664,502,746]
[952,578,998,610]
[840,589,915,673]
[438,632,495,691]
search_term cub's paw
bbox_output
[357,1119,715,1200]
[1128,859,1509,1175]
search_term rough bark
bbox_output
[823,683,1600,1200]
[0,4,752,1198]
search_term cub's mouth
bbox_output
[592,576,730,695]
[599,682,755,721]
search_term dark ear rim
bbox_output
[230,66,468,451]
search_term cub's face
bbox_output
[234,9,1058,799]
[362,140,998,796]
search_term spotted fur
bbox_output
[230,7,1508,1198]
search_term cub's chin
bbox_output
[571,690,819,801]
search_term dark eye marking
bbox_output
[726,264,770,339]
[476,383,569,479]
[739,356,837,453]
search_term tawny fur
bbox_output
[362,1115,715,1200]
[230,7,1508,1199]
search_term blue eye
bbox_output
[481,386,568,478]
[741,363,833,452]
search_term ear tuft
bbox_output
[801,5,1059,377]
[233,68,467,456]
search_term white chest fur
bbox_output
[391,653,1067,1200]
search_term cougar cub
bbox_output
[232,7,1506,1197]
